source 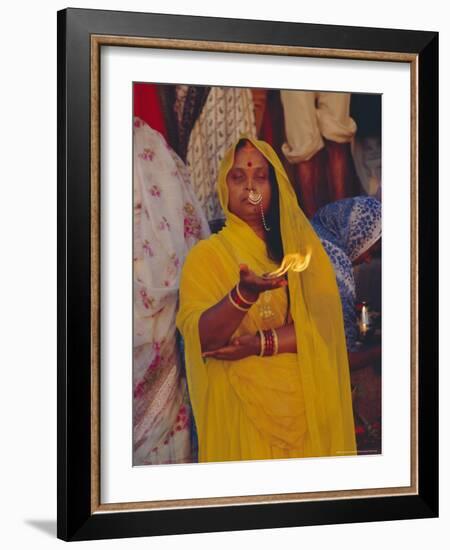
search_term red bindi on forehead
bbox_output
[233,144,269,170]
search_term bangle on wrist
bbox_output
[264,329,274,356]
[228,289,251,312]
[257,328,278,357]
[258,329,265,356]
[236,282,257,305]
[229,284,256,312]
[272,328,279,355]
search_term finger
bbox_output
[219,345,241,356]
[203,351,237,360]
[257,272,286,283]
[272,273,288,284]
[209,355,236,361]
[202,349,221,357]
[258,277,287,290]
[202,352,219,358]
[202,345,236,358]
[203,344,247,360]
[206,353,229,360]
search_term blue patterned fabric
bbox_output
[311,197,382,351]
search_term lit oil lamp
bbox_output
[263,249,312,278]
[358,301,372,341]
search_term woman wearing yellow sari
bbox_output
[176,135,357,463]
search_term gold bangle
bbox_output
[271,328,279,355]
[258,329,265,356]
[236,282,257,305]
[228,290,250,312]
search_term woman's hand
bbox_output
[202,333,260,361]
[348,344,382,372]
[238,263,287,302]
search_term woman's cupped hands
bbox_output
[201,264,286,361]
[237,263,287,303]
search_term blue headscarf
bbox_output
[311,196,381,351]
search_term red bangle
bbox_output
[260,329,275,356]
[230,285,252,310]
[236,282,257,305]
[257,329,278,357]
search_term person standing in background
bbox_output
[311,196,382,371]
[280,90,359,218]
[133,117,210,465]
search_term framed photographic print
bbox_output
[57,7,439,542]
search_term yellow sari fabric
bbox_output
[176,134,357,463]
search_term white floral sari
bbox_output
[186,87,257,222]
[133,117,210,465]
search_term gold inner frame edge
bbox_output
[90,34,419,514]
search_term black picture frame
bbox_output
[57,7,438,542]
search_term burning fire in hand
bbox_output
[264,248,312,278]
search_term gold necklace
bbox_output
[258,285,290,323]
[259,291,275,320]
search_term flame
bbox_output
[264,248,312,278]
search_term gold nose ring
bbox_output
[248,189,263,205]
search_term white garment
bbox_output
[351,136,382,200]
[186,87,257,221]
[280,90,357,163]
[133,117,210,465]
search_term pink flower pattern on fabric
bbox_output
[149,184,161,197]
[138,147,155,161]
[142,239,154,257]
[133,116,210,465]
[183,202,202,239]
[163,404,190,444]
[152,341,162,352]
[139,289,154,310]
[158,216,170,231]
[134,355,162,399]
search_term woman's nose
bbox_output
[247,178,259,190]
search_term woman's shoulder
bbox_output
[185,233,221,254]
[182,234,225,269]
[178,234,231,298]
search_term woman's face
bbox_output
[226,142,272,223]
[353,238,382,266]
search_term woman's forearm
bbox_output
[198,265,288,354]
[199,287,257,352]
[273,323,297,354]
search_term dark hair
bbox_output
[265,163,284,264]
[234,139,284,264]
